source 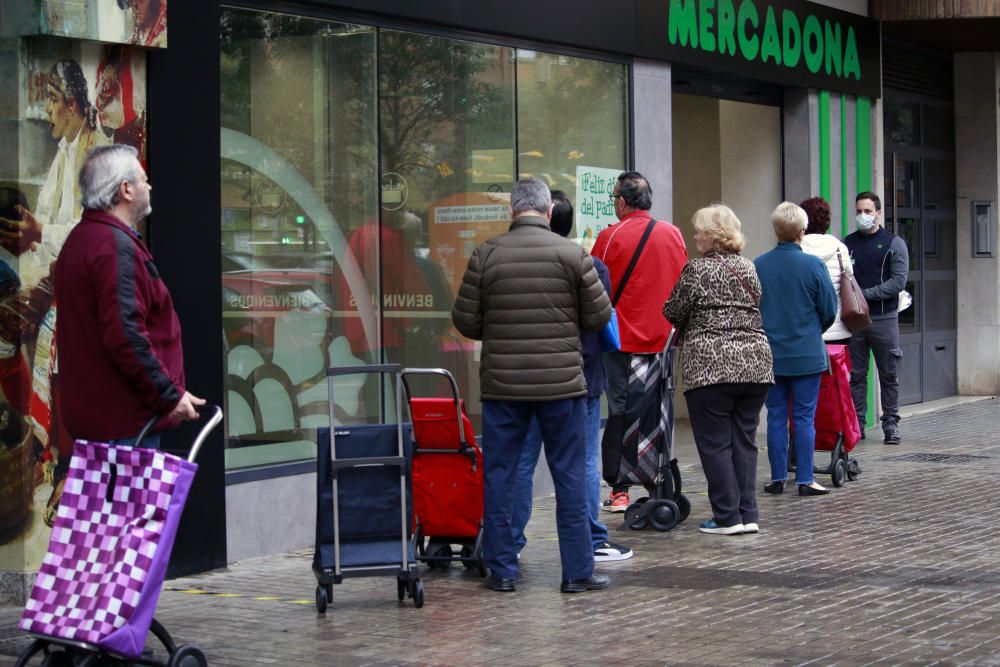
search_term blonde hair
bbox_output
[692,203,745,254]
[772,201,808,242]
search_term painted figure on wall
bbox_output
[118,0,168,48]
[95,46,147,164]
[0,57,110,535]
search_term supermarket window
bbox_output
[220,8,378,471]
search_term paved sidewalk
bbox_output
[2,398,1000,666]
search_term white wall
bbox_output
[720,100,784,261]
[955,52,1000,396]
[810,0,869,16]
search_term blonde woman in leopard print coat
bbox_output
[663,204,774,536]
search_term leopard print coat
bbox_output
[662,252,774,391]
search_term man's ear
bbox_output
[118,180,133,203]
[547,203,555,220]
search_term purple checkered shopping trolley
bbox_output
[15,406,223,667]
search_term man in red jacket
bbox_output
[591,171,688,511]
[54,144,203,449]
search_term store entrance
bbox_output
[671,78,783,261]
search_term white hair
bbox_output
[79,144,140,211]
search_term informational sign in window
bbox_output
[574,166,623,252]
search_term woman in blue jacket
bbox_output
[755,202,838,496]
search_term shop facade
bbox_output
[18,0,988,600]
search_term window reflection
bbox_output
[219,14,630,466]
[220,9,378,470]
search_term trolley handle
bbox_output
[133,404,224,463]
[328,364,401,378]
[400,368,466,448]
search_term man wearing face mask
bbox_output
[843,192,909,445]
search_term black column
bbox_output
[147,1,227,576]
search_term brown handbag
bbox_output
[837,250,871,332]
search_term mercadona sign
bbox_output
[637,0,882,98]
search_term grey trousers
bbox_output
[849,317,902,428]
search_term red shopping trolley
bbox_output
[790,344,862,486]
[401,368,486,576]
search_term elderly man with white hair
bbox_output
[53,144,204,451]
[452,177,612,594]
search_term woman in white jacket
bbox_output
[800,197,852,344]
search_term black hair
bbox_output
[549,189,573,237]
[616,171,652,210]
[855,191,882,211]
[49,60,97,131]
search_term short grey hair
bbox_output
[771,201,808,242]
[79,144,140,211]
[510,177,552,215]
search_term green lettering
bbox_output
[843,26,861,80]
[760,6,781,65]
[782,9,801,68]
[737,0,760,62]
[699,0,717,52]
[824,21,842,76]
[803,15,823,74]
[669,0,698,48]
[717,0,737,55]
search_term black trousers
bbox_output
[685,383,770,527]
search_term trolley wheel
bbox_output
[847,458,862,480]
[474,540,487,577]
[646,499,680,532]
[168,644,208,667]
[675,493,691,523]
[623,500,649,531]
[315,584,329,614]
[397,577,407,601]
[832,459,848,488]
[426,540,453,569]
[412,579,425,608]
[40,651,75,667]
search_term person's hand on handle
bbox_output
[167,391,206,422]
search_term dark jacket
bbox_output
[662,252,774,392]
[451,216,612,401]
[754,242,838,377]
[583,258,611,399]
[54,209,185,440]
[844,226,909,320]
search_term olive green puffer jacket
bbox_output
[451,216,612,401]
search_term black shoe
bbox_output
[883,423,900,445]
[764,480,785,494]
[859,427,866,441]
[560,574,611,593]
[798,483,831,496]
[484,574,516,592]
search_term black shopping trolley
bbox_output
[601,331,690,531]
[312,364,423,612]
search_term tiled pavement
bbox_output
[2,397,1000,666]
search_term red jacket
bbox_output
[592,212,688,353]
[54,209,185,440]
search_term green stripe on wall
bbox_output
[819,90,831,201]
[841,94,848,237]
[854,95,877,429]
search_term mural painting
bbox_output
[0,39,147,600]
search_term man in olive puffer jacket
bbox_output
[452,177,612,594]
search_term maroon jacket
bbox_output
[54,209,185,440]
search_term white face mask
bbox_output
[856,213,877,232]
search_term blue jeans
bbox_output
[766,374,822,485]
[107,433,161,449]
[511,396,608,553]
[482,398,592,581]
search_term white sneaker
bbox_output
[593,541,634,562]
[742,523,759,534]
